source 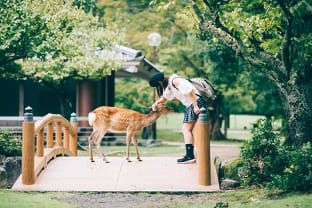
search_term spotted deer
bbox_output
[88,103,173,162]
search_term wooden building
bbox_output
[0,46,161,120]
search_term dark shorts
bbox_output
[183,97,205,123]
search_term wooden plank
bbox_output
[34,157,45,177]
[12,157,219,192]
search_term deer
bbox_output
[88,103,173,163]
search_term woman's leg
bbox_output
[182,121,196,144]
[178,98,203,164]
[178,121,197,164]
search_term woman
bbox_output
[149,72,205,164]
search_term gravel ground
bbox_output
[56,192,221,208]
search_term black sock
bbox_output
[185,144,194,158]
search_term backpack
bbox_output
[172,76,218,106]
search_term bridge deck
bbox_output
[12,157,219,192]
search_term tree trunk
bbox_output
[210,95,226,140]
[277,79,312,146]
[59,89,73,119]
[142,125,152,140]
[224,112,229,139]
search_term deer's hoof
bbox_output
[90,160,95,163]
[137,158,143,162]
[126,159,132,163]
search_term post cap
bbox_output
[24,106,33,122]
[70,112,78,124]
[198,108,209,123]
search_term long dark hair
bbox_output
[155,77,169,98]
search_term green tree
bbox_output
[93,1,286,141]
[0,0,80,74]
[0,0,81,115]
[20,14,124,82]
[115,79,153,113]
[1,0,125,116]
[153,0,312,146]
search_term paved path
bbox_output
[12,157,219,192]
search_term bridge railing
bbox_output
[22,107,78,185]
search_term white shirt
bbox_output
[163,74,199,107]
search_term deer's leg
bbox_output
[88,130,97,162]
[95,129,110,163]
[132,134,142,162]
[126,132,132,162]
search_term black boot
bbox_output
[177,144,196,164]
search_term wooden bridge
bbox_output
[12,107,219,192]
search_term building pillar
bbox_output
[19,81,24,116]
[76,73,115,127]
[101,71,115,107]
[77,80,97,127]
[108,71,115,107]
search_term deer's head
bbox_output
[153,103,174,115]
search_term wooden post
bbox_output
[46,122,54,148]
[69,113,78,156]
[196,108,211,186]
[37,128,44,157]
[22,106,35,185]
[64,127,69,149]
[55,122,62,146]
[193,123,199,159]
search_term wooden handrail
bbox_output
[35,114,77,137]
[22,107,78,185]
[34,113,78,157]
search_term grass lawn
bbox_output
[223,130,252,141]
[0,191,76,208]
[182,189,312,208]
[157,113,254,143]
[141,129,247,144]
[157,113,278,132]
[1,189,311,208]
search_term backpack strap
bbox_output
[171,76,202,98]
[171,76,191,90]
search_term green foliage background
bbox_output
[0,130,22,157]
[0,0,286,117]
[92,0,283,117]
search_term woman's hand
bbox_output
[152,102,158,111]
[152,97,167,111]
[194,106,200,115]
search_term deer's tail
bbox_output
[88,112,96,126]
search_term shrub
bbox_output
[240,118,312,192]
[269,143,312,192]
[0,130,22,157]
[223,159,244,182]
[214,202,229,208]
[240,119,288,186]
